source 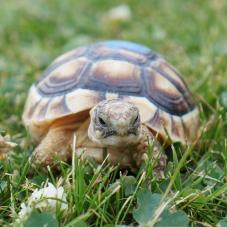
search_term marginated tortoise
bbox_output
[23,40,199,175]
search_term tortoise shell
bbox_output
[23,40,199,144]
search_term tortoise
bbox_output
[22,40,199,175]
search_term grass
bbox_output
[0,0,227,226]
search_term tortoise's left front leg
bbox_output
[132,125,167,178]
[32,126,73,166]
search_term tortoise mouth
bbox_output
[90,133,141,148]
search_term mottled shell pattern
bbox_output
[23,40,199,144]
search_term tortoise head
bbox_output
[88,99,142,147]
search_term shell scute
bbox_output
[37,58,91,96]
[86,60,141,92]
[90,45,148,64]
[155,61,195,108]
[144,67,190,115]
[158,61,187,91]
[47,96,70,120]
[65,89,104,114]
[35,98,50,121]
[171,116,184,139]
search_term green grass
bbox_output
[0,0,227,226]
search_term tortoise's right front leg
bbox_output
[32,126,73,166]
[132,125,167,178]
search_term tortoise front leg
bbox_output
[32,126,73,166]
[132,125,167,178]
[75,138,135,168]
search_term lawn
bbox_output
[0,0,227,226]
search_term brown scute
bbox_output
[181,118,189,140]
[149,69,182,98]
[47,96,70,118]
[147,111,183,144]
[180,109,200,143]
[148,109,161,128]
[159,115,168,128]
[89,46,116,58]
[171,116,184,139]
[119,49,147,63]
[144,68,191,115]
[37,47,88,85]
[146,108,199,144]
[37,58,90,96]
[147,109,171,136]
[155,61,195,108]
[158,61,187,91]
[65,89,105,115]
[91,45,147,64]
[25,99,41,120]
[89,60,141,89]
[182,108,200,142]
[36,99,50,121]
[42,58,88,83]
[22,85,43,124]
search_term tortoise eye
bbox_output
[98,117,107,126]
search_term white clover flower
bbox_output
[27,182,68,212]
[14,183,68,226]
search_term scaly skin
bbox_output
[32,126,73,166]
[132,125,167,177]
